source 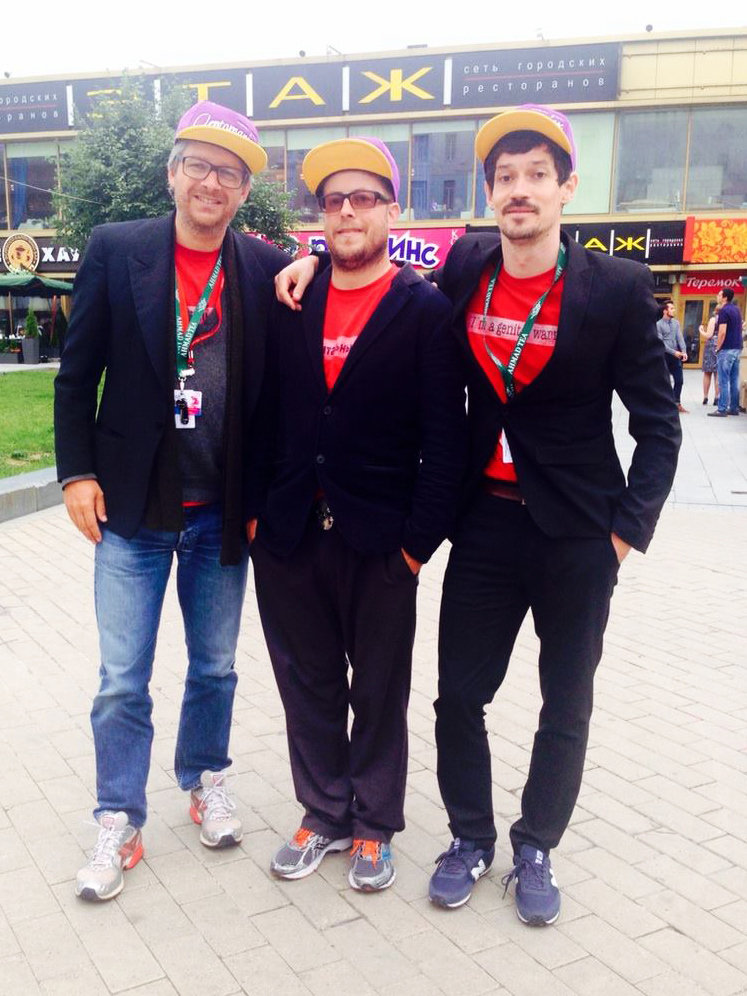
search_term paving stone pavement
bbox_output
[1,369,746,996]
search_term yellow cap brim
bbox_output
[302,139,395,195]
[176,125,267,175]
[475,110,573,164]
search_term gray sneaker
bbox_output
[75,811,143,902]
[271,827,353,879]
[189,770,243,848]
[348,839,396,892]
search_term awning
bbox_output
[0,272,74,296]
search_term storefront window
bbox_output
[348,123,409,220]
[11,295,51,337]
[614,111,688,213]
[286,126,347,222]
[686,108,747,210]
[0,295,10,337]
[566,112,615,214]
[410,121,475,221]
[7,141,60,229]
[256,129,286,187]
[0,144,8,230]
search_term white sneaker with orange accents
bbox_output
[75,811,143,901]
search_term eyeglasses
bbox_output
[317,189,392,213]
[181,156,248,190]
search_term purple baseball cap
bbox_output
[475,104,577,171]
[174,100,267,174]
[301,137,400,200]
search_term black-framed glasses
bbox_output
[317,189,392,213]
[181,155,248,190]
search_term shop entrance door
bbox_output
[681,297,716,367]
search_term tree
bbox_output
[24,309,39,339]
[55,80,298,250]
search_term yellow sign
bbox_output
[359,68,434,104]
[269,76,326,109]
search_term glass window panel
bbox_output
[7,139,59,230]
[566,112,614,214]
[348,123,409,220]
[0,296,10,337]
[686,107,747,210]
[257,129,286,187]
[409,121,476,221]
[0,144,8,229]
[285,126,346,221]
[614,110,688,213]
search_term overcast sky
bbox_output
[4,1,746,80]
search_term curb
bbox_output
[0,467,62,524]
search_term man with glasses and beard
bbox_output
[247,137,466,892]
[55,101,290,901]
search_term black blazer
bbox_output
[250,264,467,563]
[436,233,681,553]
[54,213,289,563]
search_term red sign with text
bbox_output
[679,273,746,295]
[294,226,465,270]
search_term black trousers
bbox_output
[252,520,418,842]
[435,491,620,855]
[665,352,684,403]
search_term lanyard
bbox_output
[481,242,566,400]
[175,252,222,382]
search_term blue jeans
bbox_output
[716,348,741,414]
[92,504,249,827]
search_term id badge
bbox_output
[500,430,513,465]
[174,389,202,429]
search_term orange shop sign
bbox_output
[684,217,747,264]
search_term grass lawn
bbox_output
[0,370,57,479]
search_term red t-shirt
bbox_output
[466,262,565,481]
[322,265,398,390]
[174,243,225,354]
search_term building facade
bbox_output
[1,28,745,362]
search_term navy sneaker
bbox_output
[502,844,560,925]
[428,838,494,908]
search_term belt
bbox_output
[482,478,526,504]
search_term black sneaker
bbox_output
[502,845,560,926]
[428,838,494,908]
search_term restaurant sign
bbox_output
[295,227,465,270]
[0,41,621,133]
[0,233,80,273]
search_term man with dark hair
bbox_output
[656,299,689,413]
[249,137,466,893]
[708,287,744,417]
[55,101,291,901]
[423,104,681,925]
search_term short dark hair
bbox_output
[721,287,735,302]
[483,130,573,188]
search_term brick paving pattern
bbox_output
[1,370,746,995]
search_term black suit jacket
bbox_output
[54,213,289,563]
[250,264,467,563]
[435,232,681,553]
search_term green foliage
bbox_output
[24,309,40,339]
[55,80,298,250]
[0,370,56,477]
